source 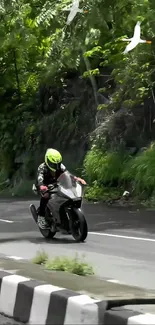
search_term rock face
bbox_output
[36,76,97,171]
[13,74,97,181]
[6,70,155,184]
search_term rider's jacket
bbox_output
[35,162,66,189]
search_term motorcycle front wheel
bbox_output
[70,208,88,242]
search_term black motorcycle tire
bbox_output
[39,228,56,239]
[70,208,88,242]
[30,204,56,239]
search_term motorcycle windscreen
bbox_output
[57,171,83,199]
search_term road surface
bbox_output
[0,199,155,289]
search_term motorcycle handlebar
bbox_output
[40,184,57,196]
[41,179,86,196]
[48,184,57,190]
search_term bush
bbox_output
[84,183,122,201]
[122,143,155,197]
[83,142,155,202]
[44,255,94,276]
[83,147,129,201]
[32,250,48,265]
[83,147,128,186]
[32,252,94,276]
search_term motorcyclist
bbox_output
[35,148,86,229]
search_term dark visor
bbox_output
[47,158,61,170]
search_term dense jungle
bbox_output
[1,0,155,205]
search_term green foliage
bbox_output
[32,250,48,265]
[11,180,34,197]
[83,147,127,201]
[85,184,122,202]
[84,147,128,186]
[1,0,155,205]
[123,144,155,197]
[84,143,155,202]
[32,251,94,276]
[44,255,94,276]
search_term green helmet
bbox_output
[45,148,62,171]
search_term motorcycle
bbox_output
[29,170,88,242]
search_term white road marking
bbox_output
[6,256,23,260]
[107,279,122,284]
[0,219,14,223]
[5,269,19,274]
[88,232,155,243]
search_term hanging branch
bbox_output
[82,47,99,108]
[12,48,21,103]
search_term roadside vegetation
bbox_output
[1,0,155,206]
[32,250,48,265]
[84,144,155,205]
[32,251,94,276]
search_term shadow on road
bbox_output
[0,235,85,245]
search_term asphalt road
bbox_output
[1,199,155,290]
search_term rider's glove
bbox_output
[74,177,87,185]
[40,185,49,198]
[40,185,48,192]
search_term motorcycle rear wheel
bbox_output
[39,228,56,239]
[30,204,56,239]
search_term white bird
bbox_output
[122,21,152,54]
[62,0,88,25]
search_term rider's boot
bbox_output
[37,215,50,229]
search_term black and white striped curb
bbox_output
[0,269,155,324]
[104,307,155,324]
[0,270,106,324]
